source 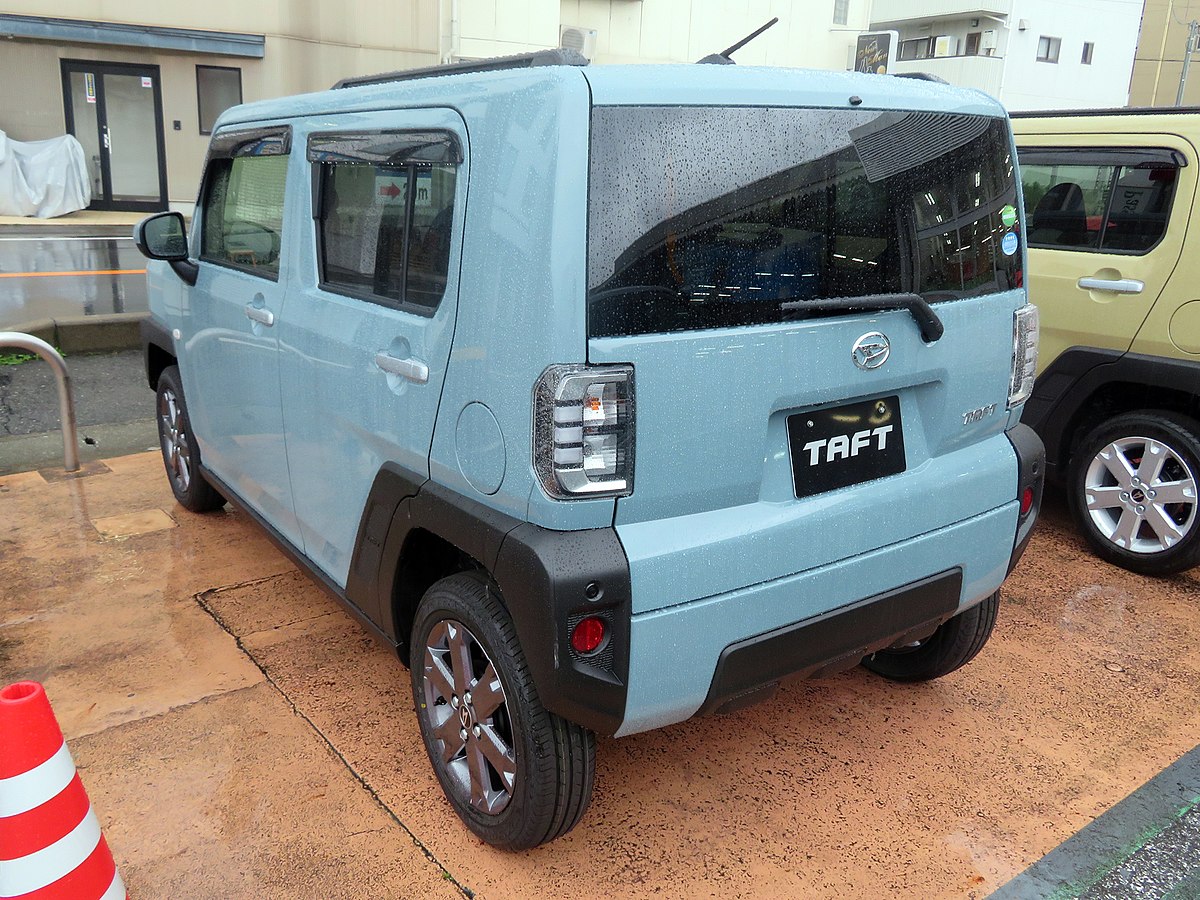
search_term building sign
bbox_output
[84,72,96,103]
[855,31,899,74]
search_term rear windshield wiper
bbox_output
[779,293,944,343]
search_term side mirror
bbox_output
[133,211,198,285]
[134,211,189,260]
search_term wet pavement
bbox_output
[0,226,147,326]
[0,350,156,475]
[1,453,1198,898]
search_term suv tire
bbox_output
[156,366,226,513]
[862,590,998,682]
[410,572,595,850]
[1068,411,1200,575]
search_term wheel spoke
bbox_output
[1145,504,1186,549]
[476,724,516,793]
[432,713,466,764]
[1155,479,1197,506]
[424,652,456,702]
[1085,486,1125,512]
[1099,444,1136,488]
[466,741,493,810]
[1136,440,1168,485]
[470,663,505,720]
[446,623,475,695]
[1110,509,1140,548]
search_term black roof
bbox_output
[333,49,588,90]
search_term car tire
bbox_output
[410,572,595,850]
[155,365,226,513]
[862,591,998,682]
[1068,411,1200,576]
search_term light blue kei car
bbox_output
[134,49,1044,849]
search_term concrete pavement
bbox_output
[2,451,1199,897]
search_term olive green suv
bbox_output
[1014,108,1200,575]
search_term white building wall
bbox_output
[999,0,1142,109]
[872,0,1142,110]
[557,0,873,69]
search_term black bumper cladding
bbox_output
[697,569,964,717]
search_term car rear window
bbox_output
[587,107,1021,338]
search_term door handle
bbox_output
[1077,276,1144,294]
[244,305,275,326]
[374,352,429,384]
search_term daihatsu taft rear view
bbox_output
[135,53,1044,850]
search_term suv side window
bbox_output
[309,130,461,313]
[200,128,291,279]
[1020,148,1181,254]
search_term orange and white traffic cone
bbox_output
[0,681,126,900]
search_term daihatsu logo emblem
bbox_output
[852,332,890,370]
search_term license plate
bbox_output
[787,396,906,498]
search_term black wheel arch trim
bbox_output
[347,463,631,736]
[1022,348,1200,482]
[141,316,176,389]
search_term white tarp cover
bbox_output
[0,131,91,218]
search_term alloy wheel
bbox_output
[420,619,516,814]
[158,387,192,493]
[1083,435,1198,554]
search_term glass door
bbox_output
[61,60,168,211]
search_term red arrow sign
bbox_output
[379,183,402,199]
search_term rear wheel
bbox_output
[862,591,998,682]
[410,572,595,850]
[1068,411,1200,575]
[156,366,225,513]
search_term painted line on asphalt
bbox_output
[989,744,1200,899]
[0,269,146,279]
[0,236,131,242]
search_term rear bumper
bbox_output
[615,501,1018,736]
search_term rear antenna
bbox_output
[696,17,779,65]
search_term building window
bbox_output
[197,66,243,135]
[899,38,932,60]
[1036,36,1061,63]
[965,32,981,56]
[833,0,849,26]
[1082,42,1095,64]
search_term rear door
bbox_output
[184,126,302,545]
[1016,137,1196,370]
[277,111,467,588]
[584,105,1025,606]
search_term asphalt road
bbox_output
[0,226,147,326]
[0,349,155,474]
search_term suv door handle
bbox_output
[374,352,429,384]
[1077,277,1144,294]
[244,304,275,326]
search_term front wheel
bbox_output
[862,591,998,682]
[410,572,595,850]
[156,366,225,513]
[1068,411,1200,575]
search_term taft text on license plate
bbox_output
[786,396,906,498]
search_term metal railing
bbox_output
[0,332,79,472]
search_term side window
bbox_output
[201,151,289,279]
[1021,162,1114,250]
[1020,149,1181,254]
[310,130,461,314]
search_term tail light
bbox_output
[534,365,634,498]
[1008,304,1039,409]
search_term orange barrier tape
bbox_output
[0,269,146,278]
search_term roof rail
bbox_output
[893,72,949,84]
[1011,106,1200,118]
[333,48,588,90]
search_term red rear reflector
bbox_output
[571,616,606,654]
[1020,486,1034,515]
